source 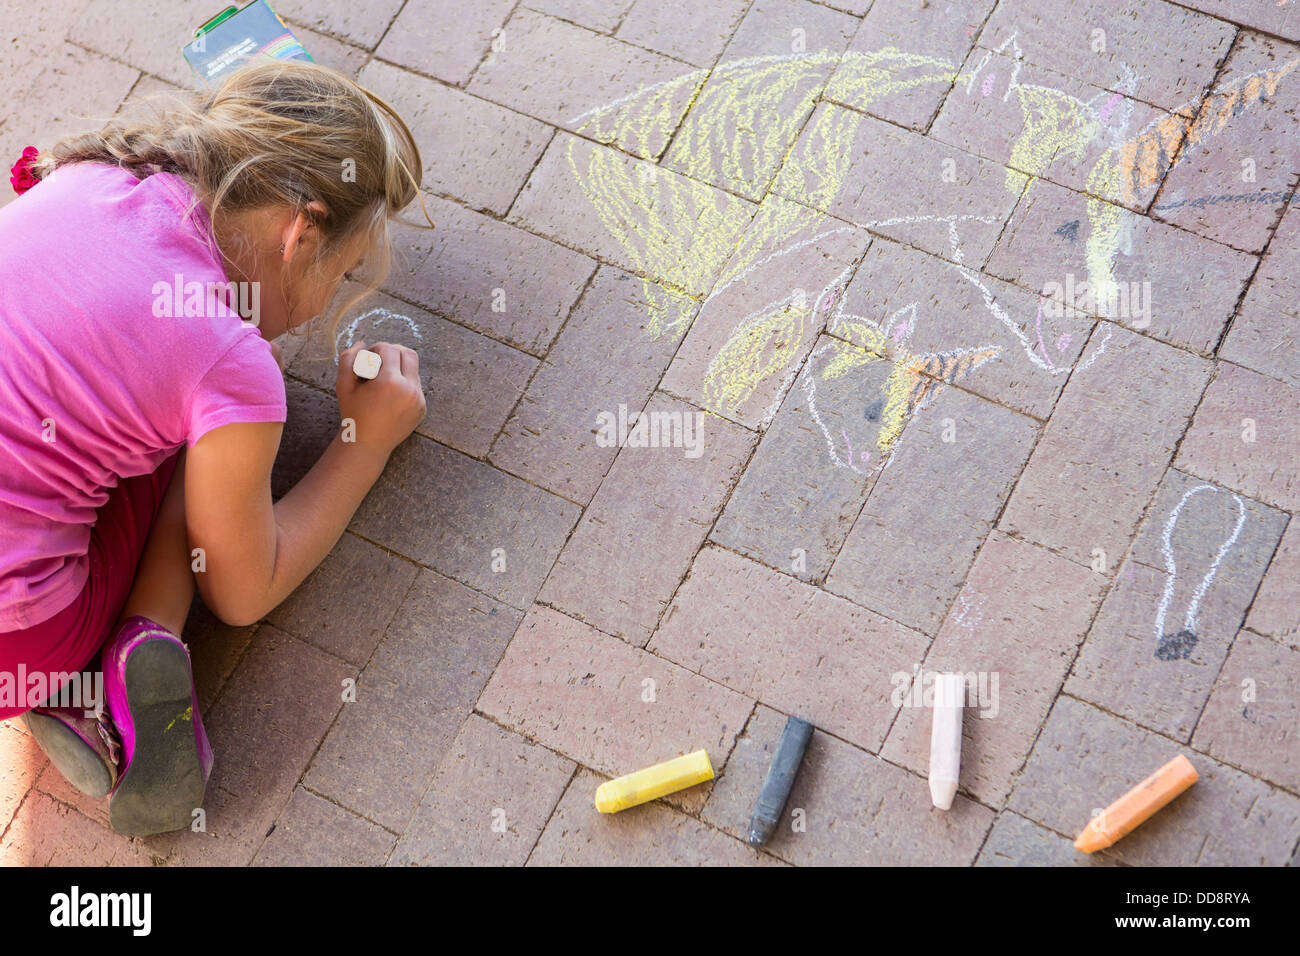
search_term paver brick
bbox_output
[652,547,929,751]
[266,531,418,667]
[615,0,751,68]
[304,681,465,835]
[719,0,858,60]
[827,0,993,130]
[470,7,697,160]
[1175,0,1300,43]
[1246,518,1300,648]
[1128,467,1288,577]
[385,198,597,356]
[660,195,871,427]
[1220,206,1300,389]
[984,178,1256,354]
[1192,631,1300,793]
[389,715,575,866]
[359,60,552,216]
[0,721,46,835]
[978,0,1234,113]
[663,0,858,199]
[365,570,523,691]
[1153,32,1300,253]
[477,605,755,814]
[529,768,775,866]
[350,434,581,609]
[998,325,1211,568]
[701,705,994,865]
[815,0,870,14]
[524,0,635,34]
[68,0,213,86]
[253,787,395,866]
[880,533,1107,805]
[375,0,515,85]
[1009,696,1300,865]
[305,571,522,831]
[0,791,151,866]
[274,0,406,49]
[975,811,1120,866]
[408,315,538,459]
[491,267,695,503]
[288,23,370,77]
[538,394,754,644]
[0,0,91,113]
[1070,564,1246,740]
[148,781,287,866]
[775,104,1026,265]
[509,132,756,298]
[197,627,352,804]
[36,759,112,831]
[1175,362,1300,511]
[826,387,1039,636]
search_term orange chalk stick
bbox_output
[1074,754,1198,853]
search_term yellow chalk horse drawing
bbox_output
[564,39,1297,473]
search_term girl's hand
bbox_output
[334,340,426,461]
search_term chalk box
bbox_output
[183,1,313,86]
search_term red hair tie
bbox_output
[10,146,40,195]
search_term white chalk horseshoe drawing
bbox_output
[334,307,424,354]
[1153,484,1247,661]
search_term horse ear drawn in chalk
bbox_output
[561,35,1298,475]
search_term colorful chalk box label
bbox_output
[183,1,313,85]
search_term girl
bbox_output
[0,61,429,836]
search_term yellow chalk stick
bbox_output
[1074,754,1198,853]
[595,750,714,813]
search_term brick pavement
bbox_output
[1,0,1298,866]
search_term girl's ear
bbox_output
[280,200,330,263]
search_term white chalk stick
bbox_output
[352,348,382,380]
[929,673,965,810]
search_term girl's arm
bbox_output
[184,341,425,626]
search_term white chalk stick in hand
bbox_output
[352,348,382,380]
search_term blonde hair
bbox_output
[33,59,430,333]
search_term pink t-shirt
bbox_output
[0,162,286,631]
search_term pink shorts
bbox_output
[0,453,180,721]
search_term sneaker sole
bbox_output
[24,710,113,798]
[108,638,206,837]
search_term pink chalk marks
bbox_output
[842,427,872,468]
[1097,91,1125,124]
[1032,293,1075,370]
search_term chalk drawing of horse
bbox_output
[561,36,1297,472]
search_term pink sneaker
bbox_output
[102,616,213,836]
[24,704,121,798]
